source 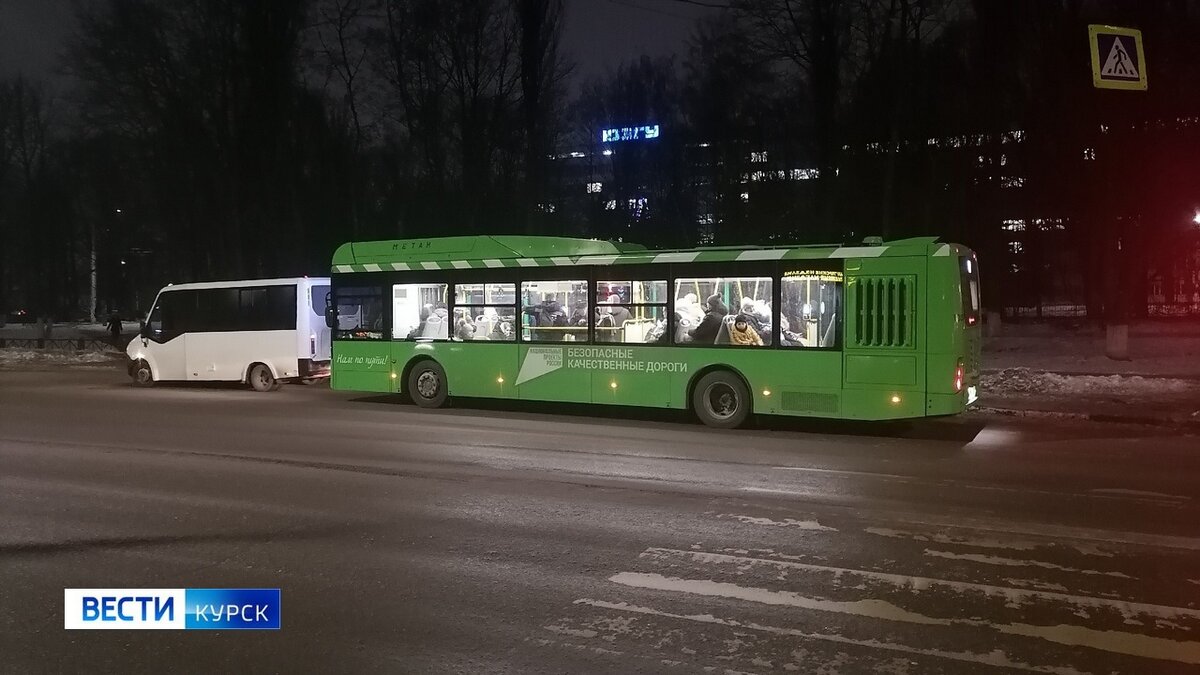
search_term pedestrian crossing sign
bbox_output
[1089,25,1146,91]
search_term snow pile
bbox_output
[0,348,121,367]
[983,367,1197,396]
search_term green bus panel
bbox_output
[335,340,856,418]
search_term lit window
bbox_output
[453,283,516,342]
[781,270,843,349]
[520,280,587,342]
[594,280,668,344]
[393,283,449,340]
[674,277,773,347]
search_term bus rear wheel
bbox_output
[248,363,278,393]
[692,371,751,429]
[408,360,449,409]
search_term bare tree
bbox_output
[518,0,568,233]
[733,0,855,236]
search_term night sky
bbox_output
[0,0,714,86]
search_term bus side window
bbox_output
[780,271,843,348]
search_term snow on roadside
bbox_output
[0,348,121,367]
[982,367,1198,396]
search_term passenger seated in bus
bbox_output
[738,298,766,335]
[730,314,763,346]
[676,293,704,325]
[569,300,589,341]
[523,294,567,340]
[454,317,476,341]
[688,294,727,344]
[598,295,632,342]
[488,317,515,341]
[407,304,434,340]
[421,306,449,339]
[779,315,804,347]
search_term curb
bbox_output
[977,405,1200,431]
[981,368,1200,382]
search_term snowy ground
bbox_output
[981,323,1200,422]
[984,320,1200,378]
[0,321,140,340]
[0,348,123,370]
[981,368,1198,396]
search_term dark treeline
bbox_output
[1,0,1198,320]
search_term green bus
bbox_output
[327,235,981,428]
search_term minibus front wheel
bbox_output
[130,360,154,388]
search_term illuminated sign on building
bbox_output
[601,125,660,143]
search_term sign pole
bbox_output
[1088,25,1145,360]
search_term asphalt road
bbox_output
[2,366,1200,674]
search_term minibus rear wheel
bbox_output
[248,363,278,393]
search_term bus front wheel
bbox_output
[131,360,155,388]
[248,363,278,393]
[408,360,449,409]
[692,371,751,429]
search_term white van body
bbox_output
[126,277,331,385]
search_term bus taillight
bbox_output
[310,334,316,357]
[954,359,964,393]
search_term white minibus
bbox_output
[126,277,331,391]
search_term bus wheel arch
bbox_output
[404,357,449,409]
[246,362,280,392]
[687,366,753,429]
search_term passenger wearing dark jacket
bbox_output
[688,294,728,344]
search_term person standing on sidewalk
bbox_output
[106,312,123,345]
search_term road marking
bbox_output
[611,571,948,624]
[636,548,1200,621]
[609,567,1200,664]
[853,513,1200,552]
[865,527,1115,558]
[720,514,836,531]
[922,549,1133,579]
[1089,488,1190,502]
[768,467,1189,506]
[574,599,1094,675]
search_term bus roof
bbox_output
[331,236,966,273]
[158,277,329,292]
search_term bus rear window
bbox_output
[959,256,980,325]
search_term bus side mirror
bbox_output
[325,306,336,329]
[138,320,148,338]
